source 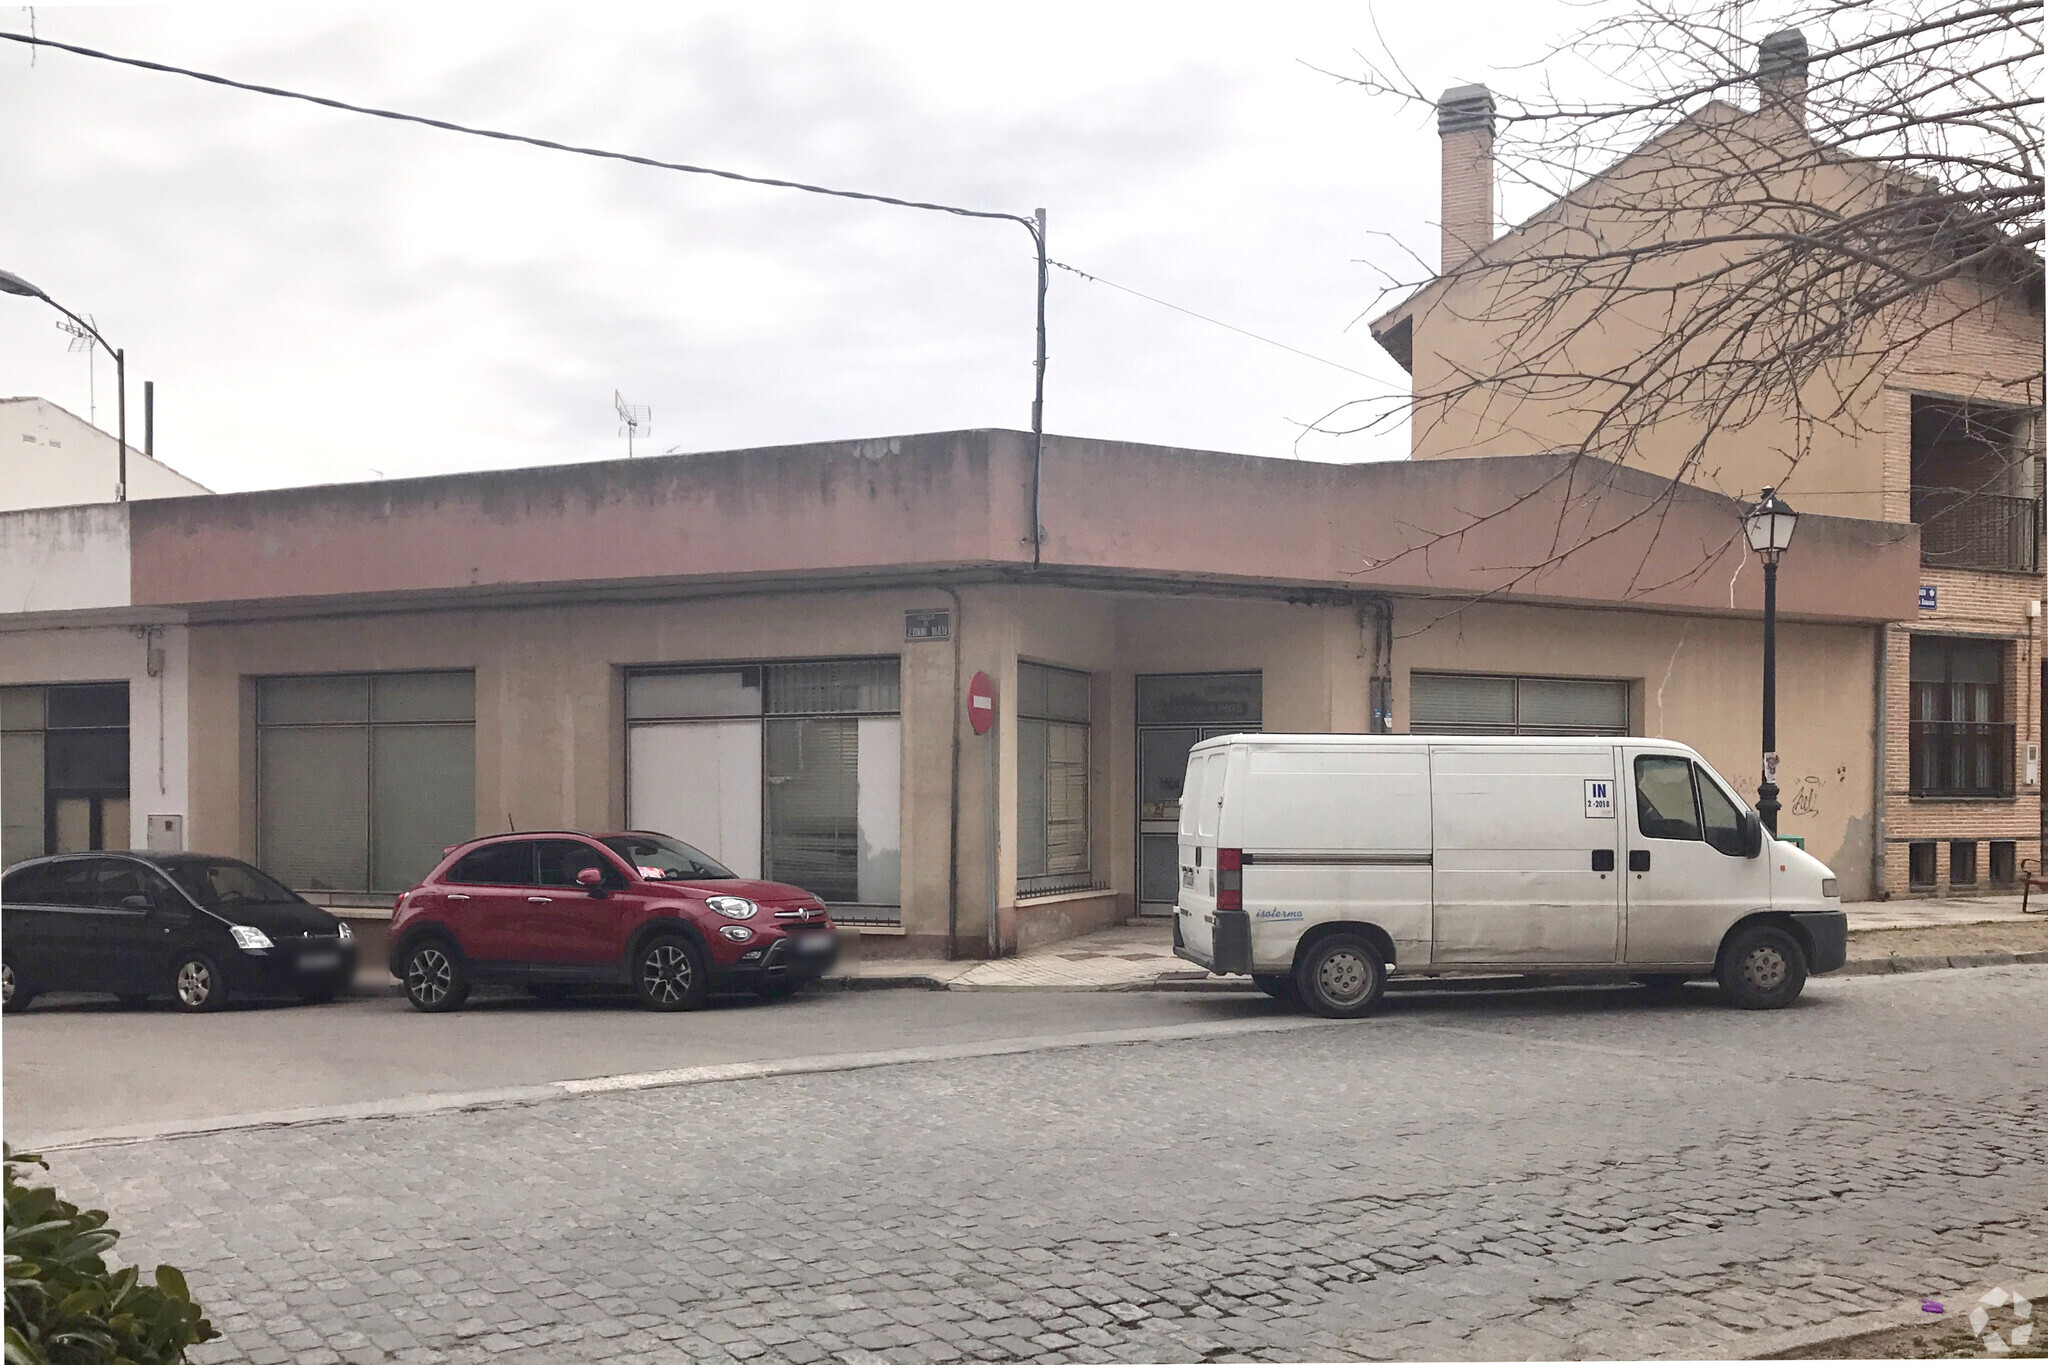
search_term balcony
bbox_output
[1913,491,2042,573]
[1909,720,2015,798]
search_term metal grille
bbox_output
[1913,493,2042,573]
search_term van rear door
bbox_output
[1176,746,1224,959]
[1430,745,1622,965]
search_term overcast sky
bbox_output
[4,2,1593,493]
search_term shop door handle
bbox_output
[1629,851,1652,873]
[1591,850,1615,872]
[527,896,554,904]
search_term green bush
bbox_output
[3,1145,218,1364]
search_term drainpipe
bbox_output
[941,585,966,958]
[1872,625,1889,899]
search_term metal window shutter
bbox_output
[1410,674,1515,733]
[1516,678,1629,734]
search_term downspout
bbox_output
[942,585,966,958]
[1872,625,1888,899]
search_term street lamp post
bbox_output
[1743,487,1800,834]
[0,269,128,502]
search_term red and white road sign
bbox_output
[968,671,996,735]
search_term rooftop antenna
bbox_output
[614,390,651,458]
[57,314,98,424]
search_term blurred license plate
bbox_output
[298,951,342,971]
[796,934,835,953]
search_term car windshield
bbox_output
[163,859,304,909]
[598,833,735,882]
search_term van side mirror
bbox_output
[576,866,607,896]
[1740,810,1764,859]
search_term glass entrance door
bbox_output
[1135,673,1260,916]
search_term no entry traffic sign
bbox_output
[968,671,996,735]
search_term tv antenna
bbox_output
[57,315,100,424]
[614,390,651,458]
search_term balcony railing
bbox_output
[1909,720,2015,797]
[1913,491,2043,573]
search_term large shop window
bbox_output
[626,660,901,919]
[1909,636,2011,797]
[1018,662,1095,897]
[1,683,130,865]
[256,673,477,894]
[1410,673,1630,736]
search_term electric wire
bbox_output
[0,30,1034,231]
[2,28,1387,391]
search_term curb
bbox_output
[339,951,2048,1000]
[1727,1271,2048,1359]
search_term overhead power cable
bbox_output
[0,30,1029,227]
[1049,259,1391,388]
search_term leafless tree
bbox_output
[1323,0,2043,598]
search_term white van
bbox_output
[1173,734,1847,1018]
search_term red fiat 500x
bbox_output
[389,831,838,1013]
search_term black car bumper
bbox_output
[230,943,358,997]
[1791,910,1848,974]
[718,931,840,982]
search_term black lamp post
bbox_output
[0,268,128,502]
[1743,487,1800,833]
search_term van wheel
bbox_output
[1252,973,1298,1004]
[1718,925,1808,1010]
[403,941,470,1013]
[1294,934,1386,1019]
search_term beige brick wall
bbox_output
[1879,567,2046,895]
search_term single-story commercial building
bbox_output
[2,429,1960,957]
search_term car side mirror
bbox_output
[1740,810,1764,859]
[576,867,607,896]
[120,894,153,911]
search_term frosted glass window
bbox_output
[1018,664,1094,896]
[257,671,474,892]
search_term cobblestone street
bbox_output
[28,967,2048,1363]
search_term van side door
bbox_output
[1622,751,1772,964]
[1431,745,1622,965]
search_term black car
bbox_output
[1,852,357,1013]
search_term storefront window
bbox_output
[626,660,901,919]
[256,672,476,893]
[1,683,130,863]
[1019,662,1094,897]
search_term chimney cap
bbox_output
[1438,83,1496,136]
[1758,28,1809,83]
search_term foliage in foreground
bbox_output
[3,1145,218,1364]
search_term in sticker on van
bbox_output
[1584,779,1616,818]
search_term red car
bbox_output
[388,831,838,1013]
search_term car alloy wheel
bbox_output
[636,935,706,1012]
[404,944,469,1013]
[171,953,228,1013]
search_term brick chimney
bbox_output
[1757,28,1809,127]
[1437,84,1497,274]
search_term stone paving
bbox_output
[30,966,2048,1363]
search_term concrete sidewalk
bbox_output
[837,897,2048,993]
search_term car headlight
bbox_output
[337,921,354,942]
[719,924,754,942]
[707,896,757,920]
[229,925,274,952]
